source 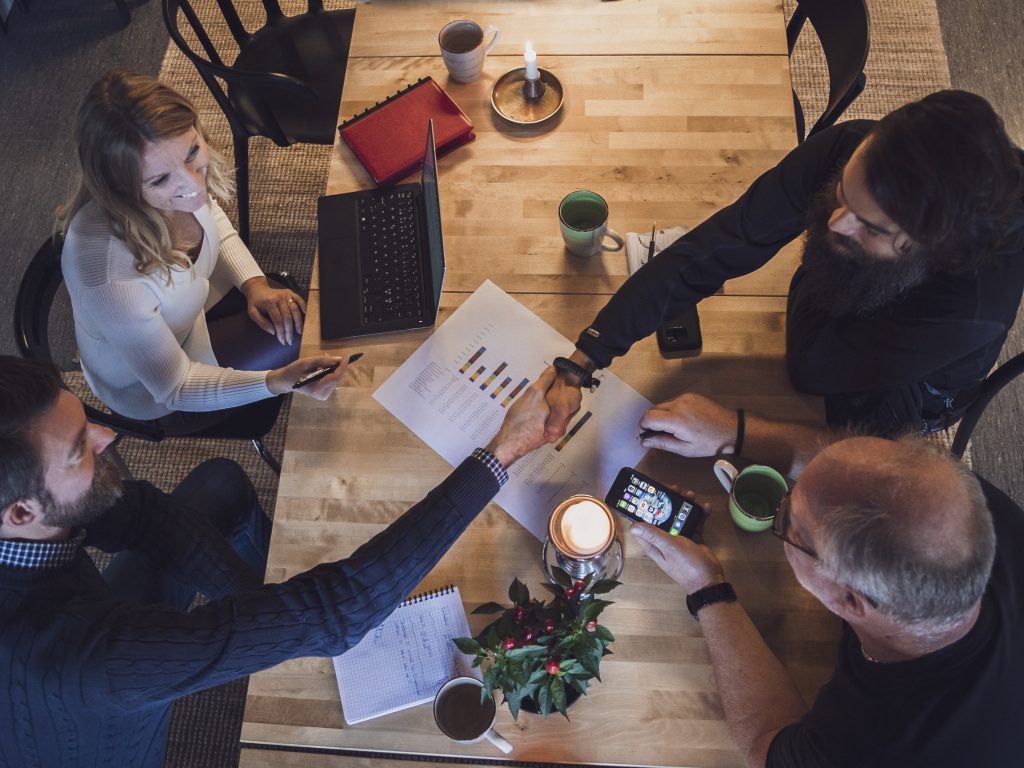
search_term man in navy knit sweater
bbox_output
[0,356,556,768]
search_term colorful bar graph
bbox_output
[500,378,530,408]
[555,410,593,452]
[480,362,508,390]
[469,365,486,382]
[490,376,513,399]
[459,346,486,374]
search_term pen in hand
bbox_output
[292,353,363,389]
[638,428,667,441]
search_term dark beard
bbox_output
[798,172,931,319]
[40,452,124,529]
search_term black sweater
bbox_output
[576,121,1024,397]
[0,457,497,768]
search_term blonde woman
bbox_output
[60,72,345,433]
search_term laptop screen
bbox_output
[420,120,446,307]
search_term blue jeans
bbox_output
[102,458,270,609]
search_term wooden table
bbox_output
[241,1,836,766]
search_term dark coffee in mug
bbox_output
[441,24,484,53]
[560,197,608,231]
[434,681,496,741]
[734,473,787,519]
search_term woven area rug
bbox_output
[136,1,953,766]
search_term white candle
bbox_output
[524,40,539,81]
[560,500,611,556]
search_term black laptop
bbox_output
[317,120,446,339]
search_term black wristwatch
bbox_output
[686,582,737,619]
[553,356,600,391]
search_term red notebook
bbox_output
[339,77,475,186]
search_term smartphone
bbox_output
[605,467,703,537]
[656,306,702,359]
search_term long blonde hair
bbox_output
[57,71,233,280]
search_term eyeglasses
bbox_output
[771,495,819,561]
[772,494,881,609]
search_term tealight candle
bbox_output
[524,40,539,81]
[560,499,611,556]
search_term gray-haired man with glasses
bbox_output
[629,391,1023,768]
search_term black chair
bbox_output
[950,352,1024,459]
[787,0,870,142]
[15,234,283,475]
[163,0,356,244]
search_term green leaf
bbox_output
[536,682,552,716]
[452,637,482,655]
[589,578,621,594]
[579,599,613,622]
[483,666,500,694]
[473,601,507,615]
[562,660,586,676]
[527,668,548,685]
[551,676,569,719]
[593,625,615,643]
[509,578,530,606]
[507,693,522,721]
[566,675,587,695]
[549,567,572,588]
[579,645,602,679]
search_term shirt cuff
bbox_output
[471,448,510,487]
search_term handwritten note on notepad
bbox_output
[332,585,477,724]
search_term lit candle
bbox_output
[560,499,611,556]
[524,40,539,81]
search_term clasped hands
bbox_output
[241,276,305,346]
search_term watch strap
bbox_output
[553,356,600,391]
[686,581,737,619]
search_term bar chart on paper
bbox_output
[374,280,652,540]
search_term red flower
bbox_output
[586,620,598,631]
[502,637,516,651]
[545,659,561,675]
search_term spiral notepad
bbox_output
[332,585,477,724]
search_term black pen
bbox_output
[646,222,657,265]
[638,428,663,441]
[292,353,363,389]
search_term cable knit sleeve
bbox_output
[208,198,263,289]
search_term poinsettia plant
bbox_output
[453,568,619,719]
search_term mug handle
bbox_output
[483,26,500,55]
[485,727,514,754]
[600,228,625,252]
[713,459,738,493]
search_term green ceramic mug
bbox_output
[714,459,789,532]
[558,190,625,257]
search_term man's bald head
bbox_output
[798,436,995,630]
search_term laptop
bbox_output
[317,120,446,339]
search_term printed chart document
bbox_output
[373,280,650,540]
[333,586,476,724]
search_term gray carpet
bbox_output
[0,1,1022,767]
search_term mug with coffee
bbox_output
[438,20,500,83]
[558,190,625,257]
[714,459,789,532]
[433,677,513,753]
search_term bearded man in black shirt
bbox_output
[546,90,1024,436]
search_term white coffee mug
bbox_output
[433,676,512,753]
[438,20,500,83]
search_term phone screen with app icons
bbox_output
[605,467,702,537]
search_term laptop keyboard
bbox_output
[358,190,424,325]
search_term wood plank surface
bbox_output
[240,292,831,766]
[320,54,800,297]
[347,0,788,57]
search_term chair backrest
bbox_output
[162,0,319,146]
[14,234,64,360]
[787,0,870,141]
[951,352,1024,458]
[14,235,165,441]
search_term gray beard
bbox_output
[40,452,124,529]
[799,179,931,319]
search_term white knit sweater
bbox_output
[63,199,275,419]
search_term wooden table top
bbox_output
[319,54,801,297]
[346,0,788,58]
[242,1,835,765]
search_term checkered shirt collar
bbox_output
[0,528,86,570]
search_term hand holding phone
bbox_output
[605,467,704,537]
